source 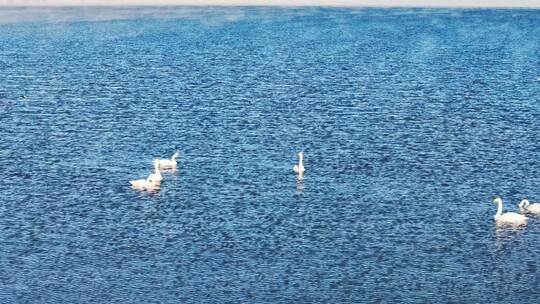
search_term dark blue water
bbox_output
[1,6,540,303]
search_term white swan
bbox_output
[518,199,540,214]
[130,175,160,191]
[493,197,527,226]
[148,159,162,183]
[293,152,305,179]
[158,152,179,169]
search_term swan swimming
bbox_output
[129,175,160,191]
[148,159,163,183]
[518,199,540,214]
[293,152,305,179]
[493,197,527,226]
[158,152,179,169]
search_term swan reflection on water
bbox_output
[296,178,304,197]
[494,224,527,253]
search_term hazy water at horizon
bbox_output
[0,6,539,303]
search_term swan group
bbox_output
[130,152,540,230]
[130,152,179,191]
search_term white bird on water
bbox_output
[493,197,527,226]
[293,152,305,179]
[518,199,540,214]
[148,159,162,183]
[129,175,160,191]
[158,152,179,169]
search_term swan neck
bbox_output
[154,161,160,173]
[520,200,529,208]
[172,153,178,161]
[495,200,502,219]
[299,154,304,167]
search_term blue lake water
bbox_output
[1,6,539,303]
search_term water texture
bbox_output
[0,6,539,303]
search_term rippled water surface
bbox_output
[1,6,540,303]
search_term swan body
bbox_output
[158,152,179,169]
[130,176,159,191]
[293,152,305,174]
[519,199,540,214]
[148,159,162,183]
[493,197,527,225]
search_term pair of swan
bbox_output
[130,152,179,191]
[493,197,540,226]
